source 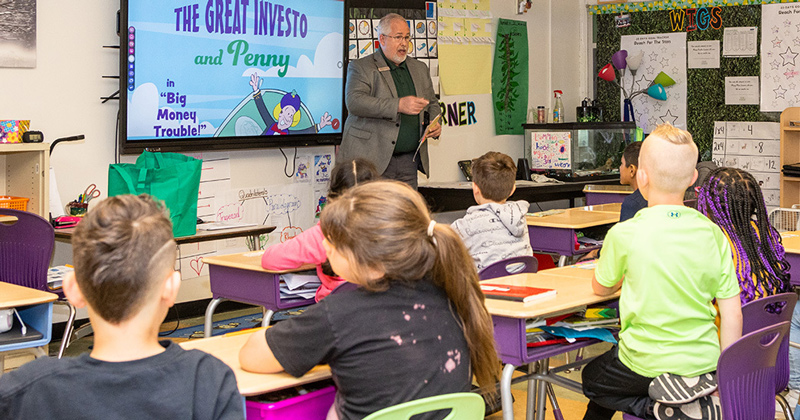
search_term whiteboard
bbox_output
[529,131,572,170]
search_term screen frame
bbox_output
[118,0,347,155]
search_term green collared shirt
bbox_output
[380,49,420,154]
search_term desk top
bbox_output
[526,208,619,229]
[573,202,622,214]
[55,224,276,245]
[180,329,332,396]
[0,282,58,309]
[583,184,634,194]
[204,250,316,273]
[782,231,800,254]
[482,269,617,318]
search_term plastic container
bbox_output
[552,90,564,123]
[0,196,29,211]
[245,385,336,420]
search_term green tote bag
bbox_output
[108,151,202,237]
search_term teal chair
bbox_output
[362,393,485,420]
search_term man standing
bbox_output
[339,13,441,189]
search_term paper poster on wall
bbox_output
[182,151,232,222]
[725,77,759,105]
[722,27,757,57]
[760,3,800,112]
[529,132,571,170]
[294,154,312,184]
[620,32,687,133]
[688,40,719,69]
[492,19,528,135]
[314,154,333,184]
[711,121,780,211]
[0,2,35,68]
[214,183,314,249]
[437,0,492,95]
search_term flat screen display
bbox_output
[120,0,345,153]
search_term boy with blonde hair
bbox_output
[581,125,742,420]
[451,151,533,270]
[0,195,244,420]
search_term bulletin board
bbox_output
[594,3,780,161]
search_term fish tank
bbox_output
[522,122,639,182]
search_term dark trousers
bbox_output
[382,152,419,190]
[582,347,656,420]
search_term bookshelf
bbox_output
[0,143,49,218]
[781,108,800,208]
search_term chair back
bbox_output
[768,208,800,232]
[361,393,485,420]
[479,256,538,280]
[718,321,789,420]
[0,209,55,292]
[741,292,797,393]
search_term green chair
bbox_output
[362,393,485,420]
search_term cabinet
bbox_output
[781,108,800,207]
[0,143,49,217]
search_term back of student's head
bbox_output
[639,124,698,194]
[697,167,790,301]
[622,141,643,168]
[72,194,176,324]
[327,158,379,199]
[319,180,499,391]
[472,152,516,201]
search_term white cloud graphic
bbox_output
[127,83,217,137]
[244,32,344,79]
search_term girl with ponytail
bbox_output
[240,180,500,420]
[697,166,790,303]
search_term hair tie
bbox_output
[427,220,437,237]
[427,220,438,246]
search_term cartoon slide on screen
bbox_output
[214,74,338,137]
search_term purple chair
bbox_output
[478,256,538,280]
[741,292,797,419]
[0,209,76,359]
[623,321,790,420]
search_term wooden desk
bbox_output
[202,251,316,338]
[55,224,276,246]
[781,231,800,287]
[419,179,620,212]
[484,269,619,420]
[573,202,622,214]
[180,329,331,396]
[582,184,634,205]
[527,208,619,266]
[0,283,58,372]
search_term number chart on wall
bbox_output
[712,121,780,210]
[529,131,572,170]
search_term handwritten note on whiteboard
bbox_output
[529,132,572,170]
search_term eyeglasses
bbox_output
[383,34,411,42]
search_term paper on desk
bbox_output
[280,274,321,290]
[47,266,73,289]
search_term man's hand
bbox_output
[425,122,442,139]
[398,96,430,115]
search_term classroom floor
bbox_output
[42,306,622,420]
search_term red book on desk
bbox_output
[480,284,557,303]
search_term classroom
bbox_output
[1,0,799,419]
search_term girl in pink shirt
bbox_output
[261,158,378,300]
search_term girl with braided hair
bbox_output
[697,166,798,415]
[696,166,791,303]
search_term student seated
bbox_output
[451,151,533,270]
[261,158,379,301]
[618,141,648,222]
[240,181,500,420]
[581,124,743,420]
[0,195,244,420]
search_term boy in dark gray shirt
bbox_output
[0,195,243,420]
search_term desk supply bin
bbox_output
[522,122,637,182]
[245,382,336,420]
[0,196,29,211]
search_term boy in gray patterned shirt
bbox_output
[452,152,533,270]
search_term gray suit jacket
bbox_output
[339,51,440,175]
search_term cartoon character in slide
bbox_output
[250,73,333,135]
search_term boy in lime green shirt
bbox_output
[581,124,742,420]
